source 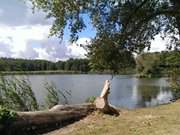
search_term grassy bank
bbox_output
[45,101,180,135]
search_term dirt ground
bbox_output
[44,100,180,135]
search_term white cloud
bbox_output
[25,2,53,25]
[0,0,89,61]
[18,44,39,59]
[34,38,71,61]
[0,42,13,57]
[32,37,90,61]
[0,23,89,61]
[0,0,53,26]
[69,37,91,58]
[0,0,27,26]
[0,19,168,61]
[0,24,50,53]
[150,35,168,52]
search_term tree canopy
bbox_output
[0,58,90,72]
[28,0,180,71]
[136,51,180,77]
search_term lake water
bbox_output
[17,74,173,109]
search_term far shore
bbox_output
[0,70,83,75]
[0,70,135,75]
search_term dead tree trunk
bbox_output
[2,104,95,135]
[94,80,119,115]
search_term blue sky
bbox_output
[0,0,167,61]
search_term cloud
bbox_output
[0,0,52,26]
[0,0,27,26]
[69,37,91,58]
[30,38,71,61]
[0,24,50,52]
[150,35,168,52]
[25,2,53,26]
[0,22,90,61]
[0,24,50,59]
[0,42,13,57]
[18,44,39,59]
[27,37,90,61]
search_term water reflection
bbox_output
[134,85,173,108]
[110,76,173,109]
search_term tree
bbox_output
[28,0,180,71]
[136,51,180,77]
[136,52,161,77]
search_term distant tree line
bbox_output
[0,50,179,75]
[0,58,90,73]
[0,57,136,74]
[136,51,180,77]
[56,58,90,72]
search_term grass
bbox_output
[45,100,180,135]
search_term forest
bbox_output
[136,50,180,77]
[0,58,90,73]
[0,57,136,74]
[0,50,179,76]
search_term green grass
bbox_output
[46,101,180,135]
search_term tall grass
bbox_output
[45,81,71,108]
[0,76,70,111]
[0,76,38,111]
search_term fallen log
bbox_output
[94,80,119,115]
[2,104,95,135]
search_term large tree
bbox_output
[28,0,180,71]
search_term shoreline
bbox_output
[0,70,135,75]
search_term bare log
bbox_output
[94,80,119,115]
[2,104,95,135]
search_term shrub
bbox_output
[170,69,180,100]
[0,106,17,126]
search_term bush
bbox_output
[0,106,16,126]
[170,69,180,100]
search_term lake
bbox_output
[17,74,173,109]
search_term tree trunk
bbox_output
[94,80,119,115]
[2,104,95,135]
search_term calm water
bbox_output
[17,74,173,109]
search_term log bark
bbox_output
[2,104,95,135]
[94,80,119,115]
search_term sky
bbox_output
[0,0,167,61]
